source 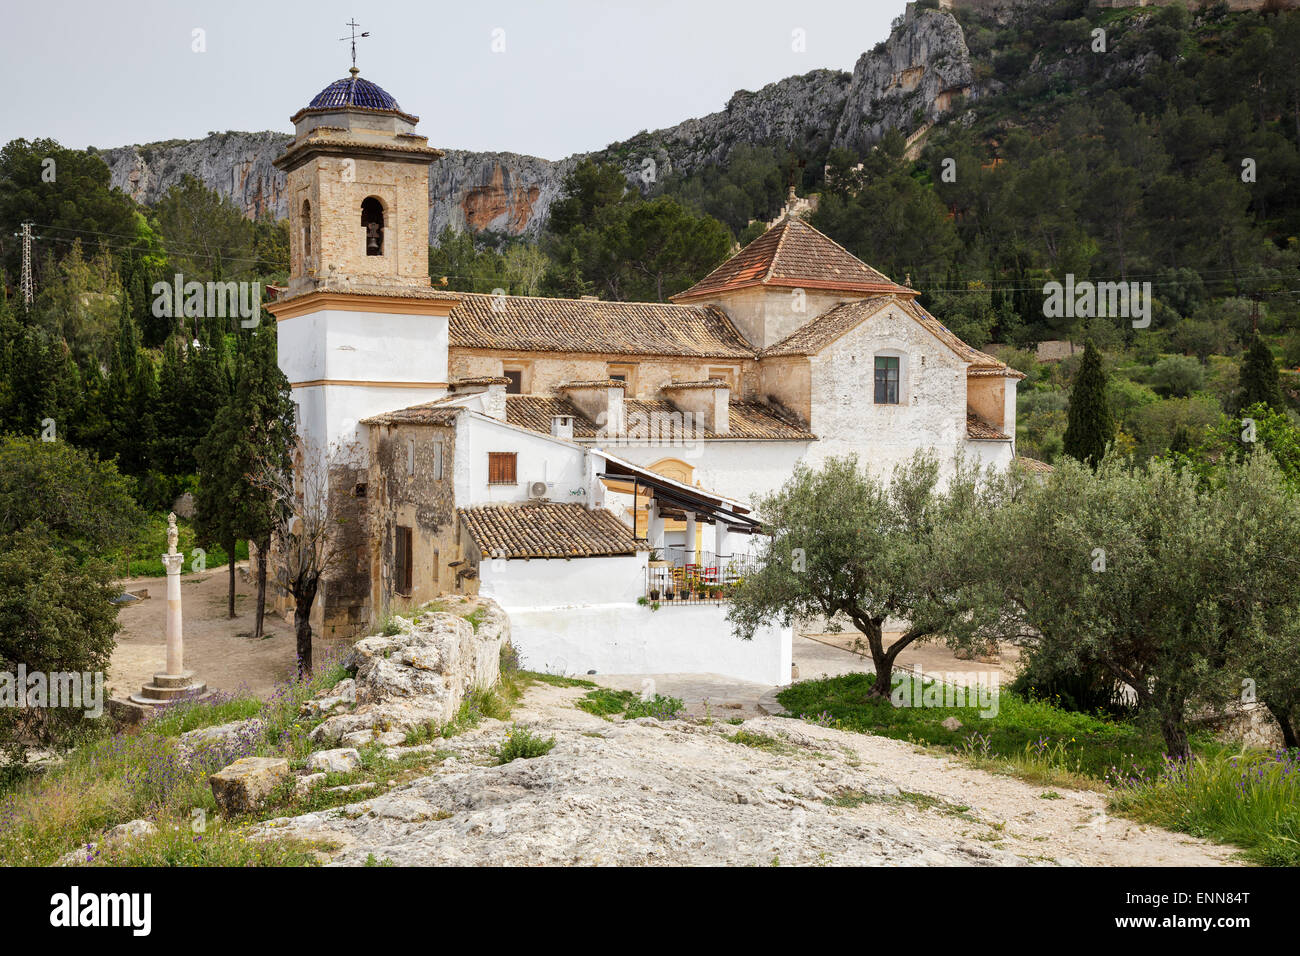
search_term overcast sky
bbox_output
[1,0,901,159]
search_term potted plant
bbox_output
[649,587,661,600]
[647,548,671,569]
[664,588,675,601]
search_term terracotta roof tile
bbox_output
[966,412,1011,441]
[459,502,645,559]
[448,292,754,358]
[760,296,894,356]
[361,402,463,426]
[673,216,912,301]
[1014,456,1054,474]
[506,397,597,437]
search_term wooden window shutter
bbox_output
[395,526,413,594]
[488,452,517,485]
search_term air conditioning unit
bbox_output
[527,480,550,500]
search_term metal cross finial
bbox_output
[339,19,370,72]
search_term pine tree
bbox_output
[1063,340,1115,468]
[1236,334,1283,413]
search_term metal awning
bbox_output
[591,449,762,535]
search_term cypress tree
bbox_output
[231,328,296,639]
[1236,334,1282,413]
[194,350,244,620]
[1063,339,1115,468]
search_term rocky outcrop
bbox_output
[251,681,1234,866]
[307,598,508,745]
[431,150,576,239]
[98,7,976,237]
[101,131,291,219]
[595,69,853,187]
[831,7,975,156]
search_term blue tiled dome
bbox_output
[307,71,402,112]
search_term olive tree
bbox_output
[951,453,1298,761]
[728,453,989,698]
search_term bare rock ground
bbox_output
[255,682,1238,867]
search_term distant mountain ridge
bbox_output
[98,6,976,239]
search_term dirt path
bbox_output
[259,681,1239,866]
[109,565,348,700]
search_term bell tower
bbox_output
[274,67,440,296]
[268,49,459,639]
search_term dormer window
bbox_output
[361,196,385,256]
[874,356,900,405]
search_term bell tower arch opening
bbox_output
[361,196,385,256]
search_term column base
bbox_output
[129,671,209,706]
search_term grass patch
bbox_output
[1109,749,1300,867]
[778,672,1221,783]
[143,692,263,737]
[82,816,326,866]
[496,725,556,764]
[0,648,349,866]
[1,634,537,867]
[574,687,683,720]
[527,672,597,688]
[729,729,797,754]
[575,688,638,717]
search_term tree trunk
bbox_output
[291,576,319,677]
[1263,700,1299,751]
[1160,711,1192,763]
[293,607,313,677]
[226,536,237,619]
[253,538,268,640]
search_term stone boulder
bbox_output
[307,748,361,774]
[210,757,291,814]
[56,819,159,866]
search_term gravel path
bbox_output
[255,682,1240,867]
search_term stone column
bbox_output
[684,512,697,566]
[163,547,185,675]
[131,513,207,706]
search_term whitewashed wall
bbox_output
[479,552,792,685]
[279,306,451,466]
[806,304,972,481]
[455,415,595,507]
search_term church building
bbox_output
[267,68,1030,684]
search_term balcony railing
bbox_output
[644,556,759,606]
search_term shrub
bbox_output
[496,725,555,764]
[1149,354,1205,398]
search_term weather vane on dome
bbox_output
[339,19,370,74]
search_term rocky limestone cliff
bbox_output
[831,7,976,156]
[592,68,853,186]
[98,5,975,239]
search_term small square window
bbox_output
[874,356,900,405]
[503,369,523,394]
